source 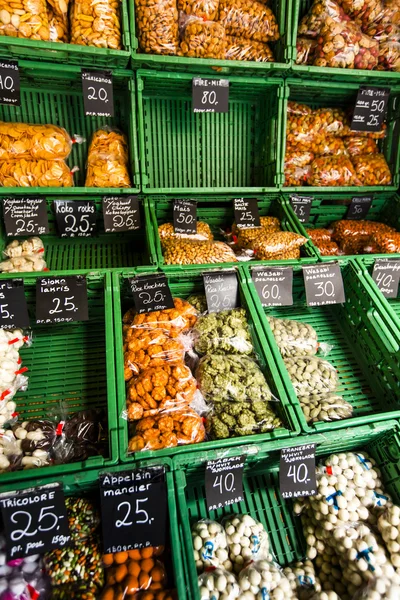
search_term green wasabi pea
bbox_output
[206,400,282,439]
[194,308,253,356]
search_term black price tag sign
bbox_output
[303,263,345,307]
[280,444,317,499]
[82,69,114,118]
[2,198,49,237]
[54,200,96,238]
[290,195,313,224]
[192,78,229,113]
[0,280,29,329]
[173,199,197,235]
[203,271,239,313]
[205,456,246,512]
[372,259,400,298]
[0,485,71,560]
[99,467,167,553]
[36,276,89,324]
[129,273,175,314]
[102,196,141,233]
[351,86,390,133]
[251,266,293,307]
[347,196,373,220]
[233,198,260,230]
[0,60,20,106]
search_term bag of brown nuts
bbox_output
[180,15,226,59]
[47,5,68,42]
[370,230,400,253]
[331,219,395,254]
[252,231,308,260]
[225,35,274,61]
[70,0,122,48]
[344,135,379,155]
[162,239,238,265]
[158,221,214,246]
[233,216,281,249]
[298,0,350,38]
[313,20,379,70]
[284,149,314,186]
[177,0,219,20]
[0,0,50,40]
[352,154,392,186]
[309,156,360,186]
[218,0,280,43]
[296,37,317,64]
[135,0,179,55]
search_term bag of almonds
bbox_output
[218,0,280,43]
[180,15,226,59]
[178,0,218,20]
[225,35,274,61]
[0,0,50,40]
[70,0,122,49]
[135,0,179,55]
[85,127,131,188]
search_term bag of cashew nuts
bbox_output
[135,0,179,55]
[351,153,392,186]
[0,121,73,161]
[159,221,214,247]
[252,231,308,260]
[178,0,218,19]
[70,0,122,49]
[225,35,274,61]
[0,0,50,40]
[218,0,280,43]
[309,156,360,186]
[85,127,131,188]
[0,159,74,187]
[298,0,350,38]
[162,238,237,265]
[296,36,317,64]
[344,135,379,155]
[179,15,226,59]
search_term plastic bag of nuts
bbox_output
[218,0,280,43]
[296,36,318,64]
[225,35,274,61]
[0,121,73,161]
[344,135,378,155]
[315,240,341,255]
[309,156,360,186]
[284,149,315,168]
[314,137,348,156]
[162,239,237,265]
[135,0,179,55]
[47,5,68,41]
[370,230,400,252]
[0,159,74,187]
[283,355,339,397]
[159,221,213,246]
[284,149,314,186]
[313,20,379,70]
[70,0,122,49]
[331,219,395,253]
[85,127,131,188]
[351,153,392,185]
[233,215,281,249]
[284,164,312,186]
[123,297,198,336]
[377,37,400,70]
[298,0,350,38]
[266,316,319,358]
[300,392,353,423]
[180,16,226,59]
[178,0,219,19]
[305,228,332,244]
[0,0,50,40]
[252,231,308,260]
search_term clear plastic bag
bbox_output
[283,356,339,397]
[70,0,122,49]
[305,228,332,244]
[0,0,50,40]
[187,294,208,314]
[0,159,74,187]
[198,568,240,599]
[0,546,50,600]
[178,0,218,18]
[286,108,348,152]
[316,240,340,256]
[284,149,315,168]
[233,215,281,248]
[159,221,213,246]
[223,514,270,572]
[4,237,44,258]
[296,36,317,64]
[124,329,185,379]
[351,153,392,185]
[135,0,179,55]
[252,231,307,260]
[85,127,131,188]
[309,156,360,186]
[225,35,274,61]
[238,560,296,598]
[102,551,167,596]
[331,219,395,254]
[206,399,282,438]
[284,164,312,187]
[196,354,272,403]
[162,239,238,265]
[127,405,206,452]
[126,361,197,420]
[0,254,47,273]
[52,582,101,600]
[48,5,68,42]
[180,15,226,59]
[0,122,72,160]
[192,520,231,572]
[267,316,319,358]
[52,408,107,463]
[283,560,321,600]
[376,37,400,71]
[300,393,353,423]
[352,576,400,600]
[314,21,379,70]
[47,0,68,16]
[44,535,104,587]
[123,298,198,337]
[64,497,100,541]
[298,0,350,38]
[344,135,378,155]
[193,308,254,356]
[9,419,56,470]
[314,137,348,156]
[377,504,400,569]
[370,230,400,253]
[218,0,280,43]
[337,0,384,25]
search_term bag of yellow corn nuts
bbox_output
[0,159,74,187]
[85,127,131,188]
[252,231,308,260]
[0,122,73,161]
[70,0,122,49]
[158,221,214,247]
[0,0,50,40]
[163,239,237,265]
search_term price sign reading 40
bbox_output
[82,69,114,118]
[303,263,345,307]
[130,273,175,314]
[0,484,71,560]
[36,275,89,324]
[205,456,246,512]
[251,266,293,307]
[203,270,239,313]
[372,259,400,298]
[99,467,167,553]
[280,444,317,500]
[192,78,229,114]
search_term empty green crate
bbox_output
[174,419,400,600]
[0,196,156,271]
[0,1,130,67]
[113,266,300,463]
[244,258,400,434]
[137,71,284,194]
[283,192,400,262]
[0,270,118,485]
[146,194,316,269]
[0,62,140,195]
[282,79,400,192]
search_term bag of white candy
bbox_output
[192,520,231,572]
[0,237,47,273]
[222,514,270,573]
[238,559,297,599]
[198,567,240,599]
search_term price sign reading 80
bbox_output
[192,78,229,114]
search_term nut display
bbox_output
[298,0,349,38]
[0,122,72,161]
[266,316,319,358]
[0,159,73,187]
[225,36,274,61]
[0,0,50,40]
[177,0,218,19]
[300,393,353,423]
[285,164,313,186]
[233,215,281,249]
[191,520,231,572]
[309,156,360,186]
[283,356,339,397]
[252,231,308,260]
[135,0,179,55]
[344,136,378,155]
[162,239,237,265]
[223,514,270,572]
[218,0,280,42]
[70,0,122,49]
[158,221,213,246]
[305,228,332,244]
[351,153,392,185]
[198,568,240,599]
[206,399,282,438]
[194,308,253,356]
[180,18,226,59]
[85,127,131,188]
[47,6,68,41]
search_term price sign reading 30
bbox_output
[303,263,345,307]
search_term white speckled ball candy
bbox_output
[309,592,342,600]
[198,567,240,599]
[377,504,400,569]
[283,560,321,599]
[238,560,296,600]
[223,514,270,572]
[352,573,400,600]
[192,520,231,572]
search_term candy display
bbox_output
[300,393,353,423]
[193,308,253,355]
[198,568,240,599]
[191,520,231,572]
[284,356,339,397]
[0,237,47,273]
[85,127,131,188]
[206,399,282,438]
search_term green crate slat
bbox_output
[243,258,400,434]
[0,196,156,271]
[137,71,284,194]
[146,194,317,270]
[0,62,140,195]
[0,270,119,485]
[173,420,400,600]
[113,266,301,464]
[281,79,400,192]
[0,0,130,67]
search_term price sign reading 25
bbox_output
[130,274,175,314]
[36,276,89,325]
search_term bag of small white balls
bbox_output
[238,559,297,600]
[198,567,240,600]
[377,503,400,569]
[222,514,271,573]
[283,560,322,599]
[351,574,400,600]
[192,520,231,572]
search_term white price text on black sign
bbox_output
[233,198,260,230]
[205,456,246,512]
[36,276,89,324]
[280,444,317,499]
[173,199,197,235]
[99,467,167,553]
[203,271,239,313]
[303,263,345,307]
[372,259,400,298]
[2,198,49,237]
[130,273,175,314]
[82,69,114,118]
[251,266,293,307]
[192,78,229,113]
[0,60,20,106]
[347,196,373,220]
[102,196,141,233]
[351,86,390,133]
[0,280,29,329]
[290,195,313,224]
[0,484,71,560]
[54,200,96,238]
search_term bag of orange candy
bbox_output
[123,298,198,338]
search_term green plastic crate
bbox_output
[146,194,317,270]
[129,0,290,74]
[290,0,400,82]
[0,270,119,485]
[283,191,400,262]
[281,79,400,192]
[137,70,284,194]
[244,258,400,434]
[0,462,187,600]
[0,196,156,271]
[0,62,140,195]
[0,1,130,67]
[113,266,301,463]
[174,419,400,600]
